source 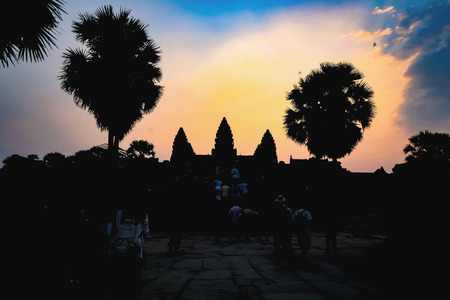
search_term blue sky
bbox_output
[0,0,449,172]
[169,0,321,14]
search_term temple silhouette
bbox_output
[169,117,285,179]
[169,116,354,179]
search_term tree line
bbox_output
[1,116,278,174]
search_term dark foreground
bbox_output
[15,226,447,299]
[27,230,391,299]
[138,231,389,300]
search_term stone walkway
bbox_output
[139,232,388,300]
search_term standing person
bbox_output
[114,207,145,259]
[271,195,293,256]
[167,178,186,254]
[237,182,248,195]
[321,185,339,257]
[113,207,144,298]
[215,178,222,201]
[238,180,249,204]
[221,181,230,202]
[230,181,242,211]
[230,166,240,180]
[229,204,242,242]
[323,206,338,257]
[143,212,150,239]
[214,181,229,243]
[292,207,313,261]
[168,201,183,255]
[240,207,259,241]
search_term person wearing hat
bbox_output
[275,195,286,204]
[292,206,313,261]
[272,195,293,255]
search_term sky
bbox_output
[1,0,449,172]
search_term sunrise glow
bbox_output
[1,0,449,173]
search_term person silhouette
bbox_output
[292,206,313,261]
[271,195,293,255]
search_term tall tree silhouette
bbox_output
[1,0,66,67]
[212,117,237,167]
[284,62,375,161]
[170,127,196,166]
[254,129,278,167]
[59,5,163,159]
[403,130,450,173]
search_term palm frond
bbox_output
[1,0,66,66]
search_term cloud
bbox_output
[344,28,393,42]
[372,6,395,15]
[401,45,450,130]
[381,1,450,132]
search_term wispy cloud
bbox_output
[344,28,393,41]
[372,6,395,15]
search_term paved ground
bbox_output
[138,231,389,300]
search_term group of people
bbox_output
[78,165,337,264]
[211,166,329,261]
[225,192,338,261]
[272,194,313,259]
[214,167,248,202]
[213,166,257,241]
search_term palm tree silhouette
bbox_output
[1,0,66,67]
[403,130,450,173]
[127,140,155,159]
[284,62,375,162]
[59,5,163,160]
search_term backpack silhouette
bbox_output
[114,218,140,254]
[293,209,311,231]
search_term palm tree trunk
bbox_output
[108,130,114,153]
[108,130,119,164]
[113,136,119,156]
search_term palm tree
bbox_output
[127,140,155,159]
[284,62,375,161]
[59,5,163,160]
[403,130,450,172]
[1,0,66,67]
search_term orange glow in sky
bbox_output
[122,5,413,172]
[3,1,442,173]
